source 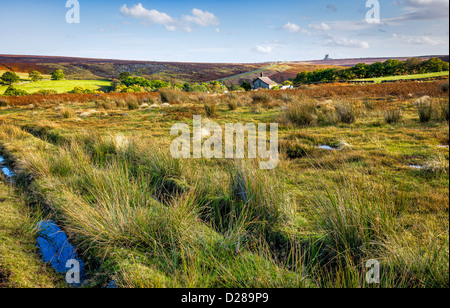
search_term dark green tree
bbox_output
[29,71,42,82]
[241,80,252,91]
[118,72,132,81]
[1,71,20,85]
[51,69,65,80]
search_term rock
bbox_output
[414,95,431,105]
[79,109,98,118]
[161,103,170,107]
[148,104,160,109]
[139,103,149,109]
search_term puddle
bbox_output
[317,145,336,151]
[1,156,89,286]
[37,220,86,286]
[409,165,423,170]
[0,156,15,179]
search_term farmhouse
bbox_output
[253,74,278,90]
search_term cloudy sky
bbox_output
[0,0,448,62]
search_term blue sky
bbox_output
[0,0,448,62]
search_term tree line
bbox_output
[294,57,449,85]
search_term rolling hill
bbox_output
[0,54,448,86]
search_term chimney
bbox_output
[260,73,263,78]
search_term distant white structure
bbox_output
[253,73,278,90]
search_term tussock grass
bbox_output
[335,102,356,124]
[418,100,433,123]
[282,100,317,127]
[204,102,217,118]
[384,108,402,124]
[251,92,273,105]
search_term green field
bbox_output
[0,70,52,81]
[0,79,112,95]
[356,71,449,83]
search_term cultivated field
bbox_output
[0,80,112,95]
[0,80,449,288]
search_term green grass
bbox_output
[0,180,65,288]
[0,79,111,95]
[0,84,448,288]
[0,70,52,81]
[355,71,449,83]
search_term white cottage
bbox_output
[253,74,278,90]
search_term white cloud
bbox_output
[182,9,219,27]
[283,22,300,33]
[119,4,219,32]
[253,45,272,54]
[389,0,449,22]
[308,22,331,31]
[401,35,445,46]
[322,37,370,48]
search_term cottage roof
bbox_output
[254,77,277,86]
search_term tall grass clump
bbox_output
[251,92,272,105]
[127,100,139,110]
[308,172,402,263]
[383,227,449,288]
[283,100,317,127]
[204,102,218,118]
[227,162,296,233]
[60,107,74,119]
[335,102,356,124]
[227,100,238,111]
[384,108,402,124]
[418,100,433,123]
[422,154,449,176]
[438,99,449,122]
[159,89,185,104]
[280,94,295,103]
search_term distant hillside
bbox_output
[0,54,447,85]
[299,55,449,67]
[0,55,267,84]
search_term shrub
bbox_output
[384,108,402,124]
[3,86,28,96]
[335,102,356,124]
[36,89,58,95]
[51,69,65,80]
